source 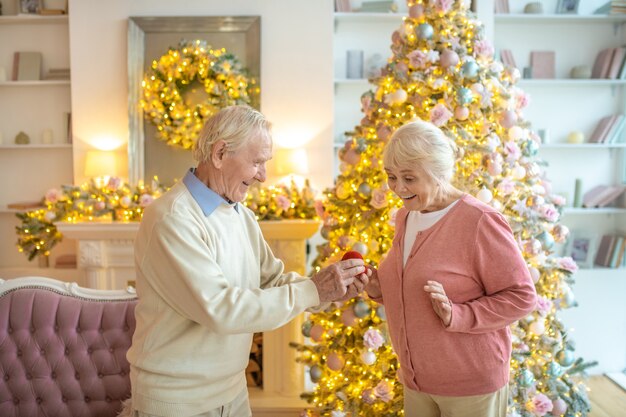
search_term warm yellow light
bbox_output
[272,147,309,177]
[85,150,117,178]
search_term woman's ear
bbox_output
[211,140,228,168]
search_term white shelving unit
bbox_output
[0,13,73,274]
[493,10,626,374]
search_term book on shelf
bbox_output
[588,115,614,143]
[592,48,614,79]
[43,68,70,80]
[12,52,42,81]
[615,236,626,267]
[582,184,626,208]
[530,51,555,79]
[605,114,626,143]
[500,49,517,69]
[609,236,625,268]
[607,46,626,79]
[334,0,351,12]
[594,234,616,267]
[494,0,510,14]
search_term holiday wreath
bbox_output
[141,39,258,149]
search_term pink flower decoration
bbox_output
[363,329,384,350]
[474,39,494,59]
[45,188,63,204]
[106,176,122,190]
[528,393,553,416]
[496,178,516,195]
[314,200,326,218]
[387,207,399,227]
[557,257,579,273]
[504,141,521,161]
[407,50,428,69]
[536,296,552,316]
[430,103,453,127]
[361,389,375,405]
[514,88,531,109]
[275,195,291,211]
[370,188,388,209]
[139,194,155,208]
[434,0,454,13]
[373,380,394,403]
[539,205,559,222]
[551,194,566,206]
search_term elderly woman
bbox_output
[366,120,537,417]
[126,105,368,417]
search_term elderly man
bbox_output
[124,105,368,417]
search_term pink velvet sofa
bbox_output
[0,277,138,417]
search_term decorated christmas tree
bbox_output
[291,1,596,416]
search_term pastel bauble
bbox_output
[309,365,322,382]
[476,187,493,203]
[512,165,527,179]
[500,110,518,129]
[556,349,575,367]
[508,126,525,141]
[461,60,479,79]
[353,300,371,318]
[551,398,568,416]
[454,106,470,120]
[529,319,546,335]
[376,305,386,320]
[301,320,313,337]
[341,309,358,327]
[440,50,460,68]
[518,369,535,387]
[352,241,368,256]
[360,350,377,365]
[528,266,540,283]
[310,324,325,342]
[537,230,555,249]
[327,353,345,371]
[408,3,424,18]
[357,183,372,198]
[416,23,434,40]
[391,88,407,105]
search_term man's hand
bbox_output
[312,259,366,302]
[337,267,372,301]
[365,267,382,299]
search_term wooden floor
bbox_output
[588,375,626,417]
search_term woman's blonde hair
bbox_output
[383,120,459,191]
[192,105,272,163]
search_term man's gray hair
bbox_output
[192,105,272,163]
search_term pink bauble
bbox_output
[500,110,518,129]
[310,324,325,342]
[440,50,460,68]
[341,309,358,327]
[454,106,470,120]
[360,350,377,365]
[529,266,540,283]
[551,398,567,416]
[343,148,361,165]
[409,4,424,18]
[327,353,345,371]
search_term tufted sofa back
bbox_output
[0,277,138,417]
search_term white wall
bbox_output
[68,0,335,190]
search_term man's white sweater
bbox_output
[127,181,320,416]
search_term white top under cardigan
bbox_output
[403,200,459,267]
[127,181,321,416]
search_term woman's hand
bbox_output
[364,267,382,299]
[424,280,452,327]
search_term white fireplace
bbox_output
[56,219,320,417]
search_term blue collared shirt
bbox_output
[182,168,238,216]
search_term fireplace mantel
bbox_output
[55,219,320,416]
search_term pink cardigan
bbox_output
[375,194,537,396]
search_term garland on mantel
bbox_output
[15,177,318,261]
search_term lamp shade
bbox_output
[273,148,309,176]
[85,150,117,177]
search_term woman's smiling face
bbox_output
[385,164,439,212]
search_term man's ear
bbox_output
[211,140,228,168]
